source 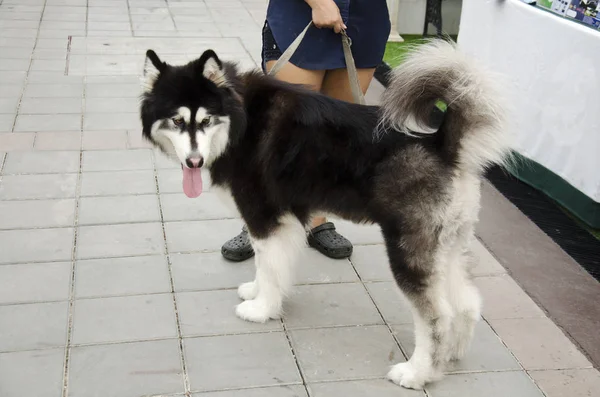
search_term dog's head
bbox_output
[139,49,244,197]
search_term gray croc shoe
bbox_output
[307,222,353,259]
[221,225,255,262]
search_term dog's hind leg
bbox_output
[446,251,481,362]
[383,228,452,390]
[235,214,305,323]
[446,176,483,361]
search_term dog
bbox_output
[139,40,511,389]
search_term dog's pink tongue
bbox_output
[182,167,203,198]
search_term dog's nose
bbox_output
[186,156,204,168]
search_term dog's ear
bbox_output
[198,50,227,87]
[142,50,166,93]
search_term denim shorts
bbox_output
[262,0,390,71]
[261,21,282,73]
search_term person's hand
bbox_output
[306,0,347,33]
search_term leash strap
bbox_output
[267,21,366,105]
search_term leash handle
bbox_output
[267,21,366,105]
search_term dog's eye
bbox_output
[199,116,211,127]
[172,117,184,126]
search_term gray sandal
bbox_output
[307,222,353,259]
[221,226,255,262]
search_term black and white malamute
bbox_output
[139,40,510,389]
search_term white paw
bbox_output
[235,299,280,323]
[237,281,258,301]
[387,362,427,390]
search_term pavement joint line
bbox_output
[281,317,312,396]
[348,253,412,362]
[60,102,85,397]
[482,316,551,397]
[9,0,50,134]
[152,140,192,395]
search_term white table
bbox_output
[458,0,600,204]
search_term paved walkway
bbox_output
[0,1,599,396]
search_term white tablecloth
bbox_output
[458,0,600,202]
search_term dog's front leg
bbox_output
[235,215,305,323]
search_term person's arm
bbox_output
[305,0,347,33]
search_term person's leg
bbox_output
[265,60,326,91]
[221,60,326,262]
[320,67,376,103]
[309,67,376,229]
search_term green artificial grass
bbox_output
[383,35,458,68]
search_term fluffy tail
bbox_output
[380,39,512,172]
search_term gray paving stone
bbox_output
[23,83,83,98]
[82,149,153,171]
[0,132,34,151]
[177,290,282,337]
[38,29,84,39]
[0,71,26,85]
[0,262,71,304]
[296,249,359,285]
[0,114,15,131]
[33,48,69,59]
[471,239,506,277]
[87,21,132,31]
[474,275,546,319]
[77,222,164,259]
[19,97,82,114]
[0,302,68,352]
[0,48,34,59]
[72,294,177,344]
[42,12,87,22]
[14,114,81,132]
[308,379,425,397]
[3,150,80,174]
[39,20,85,30]
[78,194,160,225]
[0,198,75,229]
[34,131,81,150]
[154,152,179,169]
[0,173,77,200]
[80,169,157,196]
[68,340,184,397]
[195,386,308,397]
[29,59,66,73]
[529,368,600,397]
[27,73,82,84]
[165,219,244,253]
[0,348,65,397]
[290,325,402,382]
[350,244,393,282]
[85,83,142,98]
[330,219,384,245]
[75,256,170,298]
[84,112,140,130]
[171,251,254,292]
[84,97,139,113]
[425,371,545,397]
[284,283,383,329]
[0,58,31,71]
[365,282,413,324]
[0,227,73,264]
[490,317,592,370]
[393,321,520,373]
[0,85,24,98]
[160,192,236,222]
[0,98,19,114]
[185,332,302,392]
